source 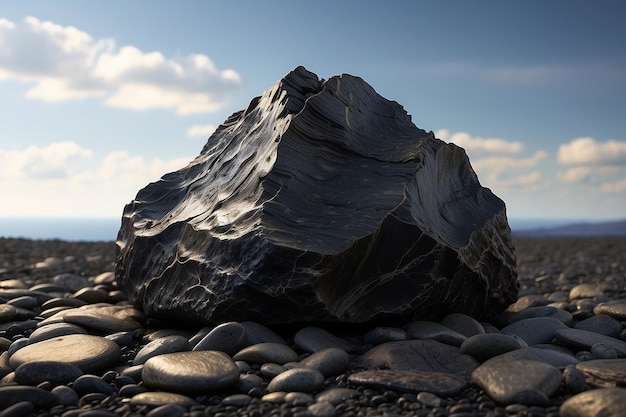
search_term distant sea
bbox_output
[0,217,620,242]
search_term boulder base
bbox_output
[115,66,518,325]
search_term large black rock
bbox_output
[115,66,518,325]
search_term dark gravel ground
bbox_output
[1,236,625,417]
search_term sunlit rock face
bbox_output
[115,66,518,325]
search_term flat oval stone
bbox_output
[266,367,325,392]
[493,306,574,327]
[459,333,524,362]
[488,346,578,368]
[354,340,478,379]
[576,359,626,387]
[294,327,358,353]
[299,348,350,377]
[63,308,142,333]
[9,334,121,372]
[72,374,115,396]
[133,335,189,365]
[14,361,83,386]
[348,369,466,396]
[28,323,88,344]
[439,313,485,338]
[560,387,626,417]
[0,304,18,323]
[130,391,198,407]
[315,388,359,405]
[501,317,569,345]
[0,385,59,408]
[233,342,299,365]
[574,314,623,338]
[471,359,562,406]
[241,321,287,345]
[555,328,626,357]
[569,284,604,301]
[192,321,247,355]
[593,299,626,320]
[51,385,79,406]
[142,350,239,393]
[403,321,467,347]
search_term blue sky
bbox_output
[0,0,625,222]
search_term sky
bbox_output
[0,0,625,224]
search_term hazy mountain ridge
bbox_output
[512,219,626,237]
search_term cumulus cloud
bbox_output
[0,141,191,217]
[558,137,626,166]
[186,124,217,138]
[556,167,592,184]
[0,141,93,179]
[436,129,523,154]
[471,151,547,172]
[0,17,241,114]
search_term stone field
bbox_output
[1,236,626,417]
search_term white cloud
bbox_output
[485,171,544,187]
[556,167,591,184]
[186,124,217,138]
[0,17,241,114]
[0,141,93,179]
[600,178,626,194]
[558,137,626,166]
[437,129,523,154]
[0,141,191,217]
[471,151,547,172]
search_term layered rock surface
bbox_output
[115,66,518,325]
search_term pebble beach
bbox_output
[1,236,626,417]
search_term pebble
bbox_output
[0,304,17,323]
[129,391,198,407]
[266,367,325,392]
[0,385,59,408]
[72,374,116,396]
[299,347,350,377]
[500,317,569,345]
[145,404,186,417]
[439,313,485,337]
[14,360,83,386]
[471,359,562,406]
[355,339,478,379]
[593,299,626,320]
[560,387,626,417]
[555,328,626,356]
[294,326,358,353]
[133,335,189,365]
[308,401,336,417]
[573,313,623,337]
[0,401,35,417]
[315,387,359,405]
[233,342,299,365]
[576,359,626,387]
[240,320,287,345]
[191,321,247,355]
[459,333,524,362]
[569,283,604,301]
[62,307,142,333]
[9,334,121,372]
[27,322,88,344]
[348,369,467,396]
[142,350,240,393]
[403,321,467,346]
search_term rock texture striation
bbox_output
[115,66,518,325]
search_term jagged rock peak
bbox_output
[115,66,518,325]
